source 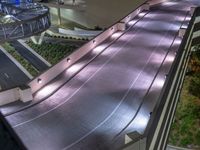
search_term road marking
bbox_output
[4,73,9,78]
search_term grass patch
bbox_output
[168,48,200,149]
[26,41,78,65]
[1,43,39,77]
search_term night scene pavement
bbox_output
[0,48,30,90]
[4,1,198,150]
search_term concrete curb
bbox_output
[0,45,33,79]
[18,39,52,67]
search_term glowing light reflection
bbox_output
[162,2,178,6]
[128,20,137,26]
[166,54,175,63]
[176,15,186,22]
[151,52,164,64]
[138,12,146,17]
[181,24,188,29]
[92,44,107,54]
[67,63,84,74]
[173,38,182,45]
[154,78,165,88]
[145,13,159,19]
[185,16,191,21]
[36,84,58,97]
[129,113,149,133]
[111,32,123,39]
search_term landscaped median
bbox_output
[26,40,78,65]
[1,43,39,77]
[168,47,200,149]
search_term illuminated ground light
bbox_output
[165,74,168,79]
[66,58,71,63]
[37,78,42,84]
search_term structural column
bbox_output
[57,8,61,25]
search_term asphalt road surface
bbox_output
[5,1,195,150]
[9,41,49,72]
[0,49,30,90]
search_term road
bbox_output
[0,49,30,90]
[9,41,49,72]
[4,1,194,150]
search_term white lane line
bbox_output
[4,73,9,79]
[12,16,149,128]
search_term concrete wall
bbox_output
[50,0,147,28]
[0,88,19,106]
[0,87,33,106]
[28,3,149,94]
[123,138,146,150]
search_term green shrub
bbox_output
[27,41,77,65]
